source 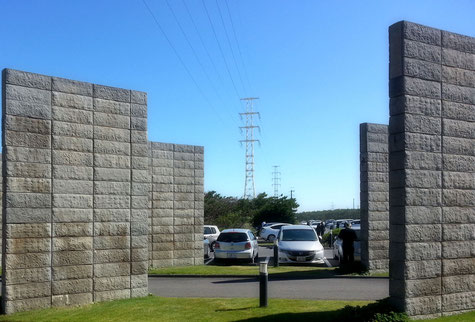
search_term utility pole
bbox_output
[290,189,295,200]
[272,165,281,197]
[239,97,260,199]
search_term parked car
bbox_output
[332,227,361,262]
[204,225,220,249]
[214,229,259,263]
[204,237,210,258]
[350,220,361,230]
[277,225,325,264]
[259,223,291,242]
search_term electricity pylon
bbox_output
[272,165,281,197]
[239,97,260,199]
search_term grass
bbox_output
[148,264,388,278]
[0,296,472,321]
[0,296,372,321]
[149,264,338,278]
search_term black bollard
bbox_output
[259,262,268,307]
[273,243,279,267]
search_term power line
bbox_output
[141,0,226,124]
[164,0,238,124]
[201,0,242,102]
[180,0,241,112]
[223,0,254,94]
[215,0,247,95]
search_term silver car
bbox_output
[333,227,361,262]
[214,229,259,263]
[277,225,325,264]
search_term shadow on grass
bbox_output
[215,307,255,312]
[236,298,409,322]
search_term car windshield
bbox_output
[281,229,317,241]
[217,232,248,243]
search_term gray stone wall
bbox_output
[1,69,149,313]
[360,123,389,272]
[388,21,474,319]
[149,142,204,268]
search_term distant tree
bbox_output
[251,193,299,227]
[204,191,299,230]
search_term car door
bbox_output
[248,231,258,256]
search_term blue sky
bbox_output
[1,0,474,211]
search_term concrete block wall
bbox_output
[360,123,389,272]
[1,69,150,313]
[388,21,474,319]
[149,142,204,268]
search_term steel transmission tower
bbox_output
[272,165,281,197]
[239,97,260,199]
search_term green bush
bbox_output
[337,298,409,322]
[322,228,341,246]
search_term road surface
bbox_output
[148,276,388,301]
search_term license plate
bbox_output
[297,256,306,262]
[228,253,237,258]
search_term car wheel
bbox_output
[268,234,276,242]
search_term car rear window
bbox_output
[204,227,212,234]
[281,229,317,241]
[217,232,248,242]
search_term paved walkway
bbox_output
[148,276,389,301]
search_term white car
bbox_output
[277,225,325,264]
[214,229,259,263]
[333,227,361,262]
[204,237,210,258]
[259,223,291,242]
[204,225,220,249]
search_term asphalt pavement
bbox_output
[148,276,388,301]
[150,246,389,301]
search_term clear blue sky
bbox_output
[1,1,473,211]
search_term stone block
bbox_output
[94,168,130,182]
[4,267,51,285]
[53,194,92,209]
[52,76,93,95]
[94,263,130,277]
[442,83,475,105]
[53,136,93,153]
[6,177,51,193]
[443,137,475,156]
[94,289,130,302]
[6,131,51,149]
[52,91,93,110]
[131,90,147,104]
[52,264,93,281]
[5,238,51,254]
[94,126,130,142]
[52,279,92,295]
[94,111,130,129]
[94,249,130,264]
[94,84,130,102]
[389,76,441,99]
[52,293,93,307]
[4,69,51,90]
[443,101,475,122]
[443,154,475,172]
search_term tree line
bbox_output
[296,209,360,222]
[204,191,299,229]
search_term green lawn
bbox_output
[149,264,337,277]
[0,296,472,321]
[148,264,389,278]
[0,296,372,321]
